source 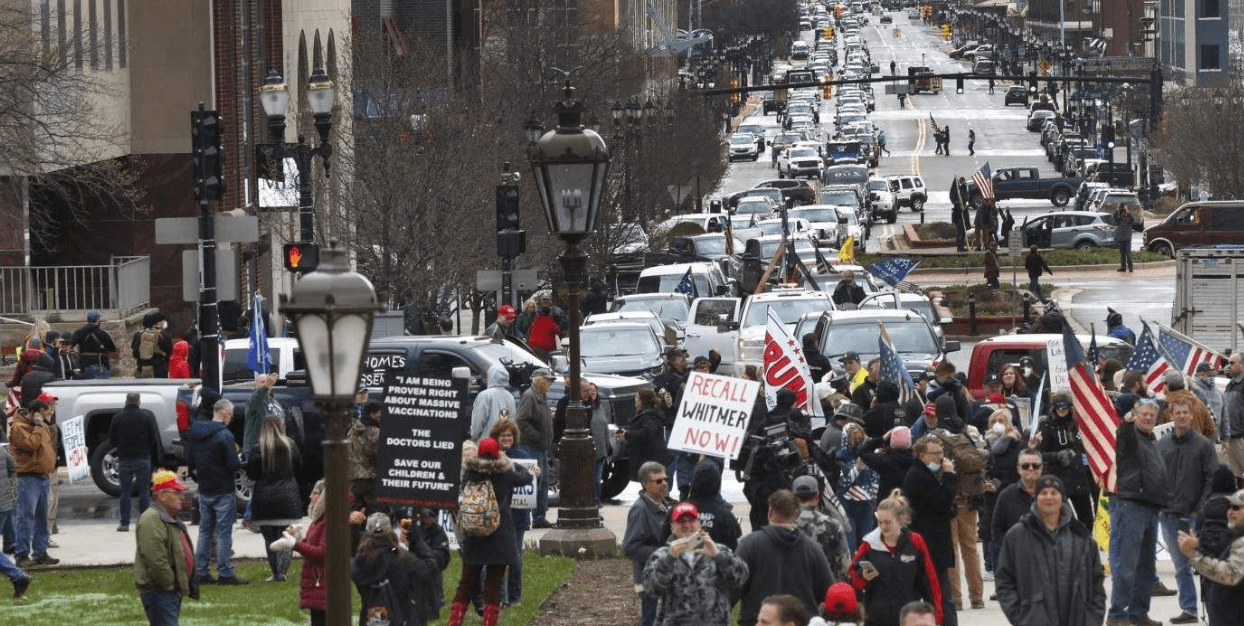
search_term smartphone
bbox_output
[687,532,704,551]
[859,560,878,576]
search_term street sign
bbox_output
[183,249,237,302]
[155,215,260,244]
[476,269,539,292]
[1017,44,1026,59]
[884,83,914,94]
[1009,229,1023,257]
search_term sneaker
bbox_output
[531,520,553,529]
[1169,613,1198,624]
[197,575,217,585]
[264,574,287,582]
[117,524,129,532]
[15,558,31,569]
[45,540,58,549]
[1133,618,1163,626]
[217,576,251,585]
[1153,582,1178,597]
[982,570,994,581]
[32,554,58,566]
[11,575,30,600]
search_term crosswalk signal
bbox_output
[191,109,225,203]
[956,76,964,94]
[1028,71,1039,93]
[730,80,740,104]
[283,242,319,273]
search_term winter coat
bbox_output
[903,460,958,568]
[832,281,865,306]
[996,503,1106,626]
[1025,251,1052,280]
[411,521,451,624]
[589,401,610,461]
[835,438,879,506]
[985,248,1001,279]
[991,480,1037,540]
[624,493,674,584]
[294,517,328,610]
[1227,374,1244,439]
[516,386,553,451]
[70,322,117,367]
[1160,389,1217,438]
[245,385,287,456]
[986,432,1023,488]
[1115,215,1134,244]
[526,314,561,352]
[735,524,834,626]
[134,502,200,600]
[862,381,903,437]
[1036,414,1093,497]
[186,419,241,496]
[470,366,517,441]
[795,503,852,582]
[458,452,531,566]
[687,459,742,550]
[859,440,914,502]
[245,443,304,525]
[848,528,942,626]
[351,541,438,626]
[347,417,380,481]
[1115,419,1172,509]
[9,410,56,476]
[1190,497,1244,625]
[18,356,58,408]
[1193,376,1226,435]
[168,341,191,379]
[1156,426,1218,516]
[626,407,671,480]
[642,538,749,626]
[109,402,161,463]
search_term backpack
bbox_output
[361,576,410,626]
[457,479,501,537]
[138,328,163,361]
[933,428,989,483]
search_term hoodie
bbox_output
[687,459,742,550]
[470,366,517,441]
[862,380,902,437]
[168,340,191,379]
[19,351,59,408]
[735,524,834,626]
[187,420,240,496]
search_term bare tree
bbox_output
[1153,87,1244,198]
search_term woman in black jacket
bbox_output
[246,415,303,582]
[620,389,670,481]
[447,437,531,626]
[1032,392,1095,526]
[848,489,943,626]
[352,512,441,626]
[981,409,1024,581]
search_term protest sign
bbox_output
[375,372,468,508]
[61,415,88,483]
[510,458,538,509]
[668,370,760,460]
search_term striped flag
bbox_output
[1126,322,1172,395]
[1155,322,1224,376]
[878,322,915,406]
[762,308,823,418]
[972,161,995,200]
[1061,324,1120,491]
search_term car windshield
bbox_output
[637,273,712,297]
[790,207,839,222]
[744,298,833,327]
[690,236,730,256]
[580,327,660,358]
[819,191,859,206]
[753,222,789,236]
[869,180,889,191]
[613,297,690,321]
[473,341,551,369]
[822,319,940,358]
[758,238,816,260]
[837,209,859,225]
[738,125,764,136]
[736,200,772,214]
[788,148,817,159]
[730,135,754,145]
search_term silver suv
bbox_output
[1019,210,1119,251]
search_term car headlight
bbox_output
[738,339,765,363]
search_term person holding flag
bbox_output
[246,291,272,378]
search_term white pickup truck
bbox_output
[682,288,837,376]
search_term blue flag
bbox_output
[247,292,272,375]
[864,257,920,287]
[878,323,914,405]
[674,267,697,297]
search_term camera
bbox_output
[732,422,803,480]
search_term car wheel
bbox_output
[1151,241,1174,257]
[970,194,984,210]
[90,440,126,497]
[1075,240,1098,252]
[887,211,897,224]
[1051,189,1071,206]
[912,197,925,212]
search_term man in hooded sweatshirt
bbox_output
[471,365,517,442]
[687,458,742,550]
[187,399,247,585]
[863,381,904,438]
[735,489,834,626]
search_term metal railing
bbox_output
[0,256,150,317]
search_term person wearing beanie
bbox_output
[862,380,904,438]
[686,458,742,551]
[980,409,1025,582]
[447,436,531,626]
[1179,485,1244,625]
[859,427,916,503]
[910,396,963,439]
[902,434,959,626]
[1032,392,1095,526]
[996,473,1106,626]
[351,510,439,626]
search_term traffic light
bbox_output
[283,242,319,273]
[1102,125,1115,148]
[956,76,964,94]
[496,185,520,232]
[1028,71,1039,93]
[191,109,224,203]
[730,80,740,104]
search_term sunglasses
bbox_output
[1020,463,1043,470]
[1232,505,1244,512]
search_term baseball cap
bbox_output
[87,310,101,323]
[1196,362,1215,374]
[984,372,1002,386]
[151,469,188,493]
[532,368,555,381]
[793,475,819,497]
[823,581,858,615]
[671,502,699,522]
[499,304,518,320]
[839,351,861,363]
[37,392,58,404]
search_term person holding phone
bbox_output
[849,489,943,626]
[642,502,749,626]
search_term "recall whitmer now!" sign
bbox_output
[667,371,760,460]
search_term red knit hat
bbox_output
[823,582,858,615]
[477,437,501,459]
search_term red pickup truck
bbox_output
[966,334,1134,400]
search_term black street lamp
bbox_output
[259,68,336,243]
[527,80,616,555]
[280,243,382,626]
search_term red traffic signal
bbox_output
[283,242,319,272]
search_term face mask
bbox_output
[1022,367,1034,378]
[992,422,1005,435]
[926,461,941,472]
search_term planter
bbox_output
[903,223,956,249]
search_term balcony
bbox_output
[0,256,150,318]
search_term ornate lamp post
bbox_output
[281,244,383,626]
[527,80,616,556]
[259,68,337,243]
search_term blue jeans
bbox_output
[196,492,237,579]
[1108,498,1159,621]
[670,453,696,500]
[842,498,875,550]
[1028,277,1047,303]
[0,545,24,582]
[117,459,153,526]
[15,476,50,559]
[1160,513,1199,615]
[141,589,182,626]
[84,364,110,379]
[504,529,526,604]
[518,447,549,524]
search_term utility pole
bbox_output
[191,103,224,392]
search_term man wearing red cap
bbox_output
[642,501,748,626]
[486,305,521,343]
[10,398,58,568]
[135,469,199,625]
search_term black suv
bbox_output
[1004,85,1029,106]
[754,179,816,205]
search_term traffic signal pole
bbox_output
[191,102,224,392]
[496,163,524,308]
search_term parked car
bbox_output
[609,293,692,329]
[584,311,681,350]
[1019,210,1118,251]
[1144,201,1244,256]
[1027,109,1057,131]
[574,322,666,378]
[810,309,959,376]
[868,178,898,223]
[736,123,767,153]
[886,174,929,212]
[754,179,817,205]
[1004,85,1029,106]
[790,205,862,247]
[636,262,734,297]
[728,133,760,161]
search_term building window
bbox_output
[1203,0,1220,17]
[1202,44,1221,69]
[117,0,125,67]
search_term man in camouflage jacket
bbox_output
[792,475,851,582]
[643,502,748,626]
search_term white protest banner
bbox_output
[511,458,538,509]
[61,415,88,483]
[668,370,760,460]
[1046,337,1072,395]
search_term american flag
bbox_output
[1088,328,1101,376]
[878,322,915,405]
[972,161,995,201]
[1156,322,1224,376]
[1061,324,1120,492]
[814,246,833,274]
[1125,322,1171,396]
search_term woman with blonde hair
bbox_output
[848,489,943,626]
[285,480,327,625]
[245,415,302,582]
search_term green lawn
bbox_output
[8,551,575,626]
